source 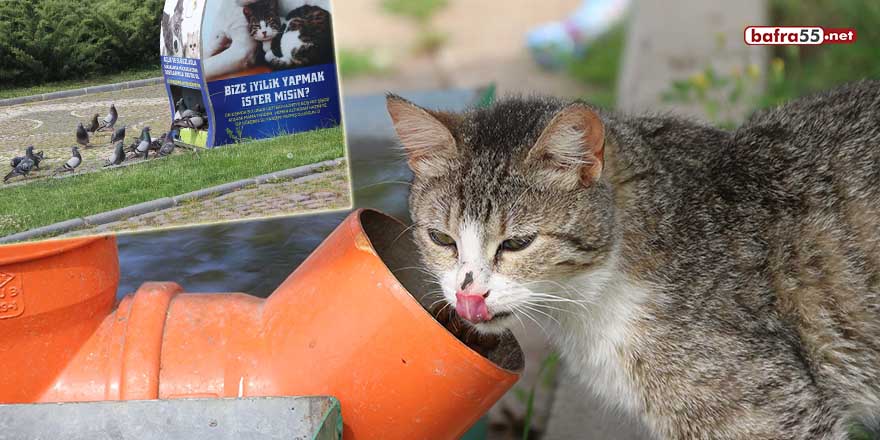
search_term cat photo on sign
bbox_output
[203,0,333,81]
[161,0,206,58]
[184,31,201,58]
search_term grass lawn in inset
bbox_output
[0,126,345,237]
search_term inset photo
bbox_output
[0,0,349,244]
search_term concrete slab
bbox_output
[545,365,654,439]
[618,0,768,118]
[0,396,342,440]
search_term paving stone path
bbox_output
[63,165,351,237]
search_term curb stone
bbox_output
[84,198,175,226]
[253,158,343,184]
[289,172,333,185]
[0,77,164,108]
[173,180,257,204]
[0,158,347,243]
[0,219,86,244]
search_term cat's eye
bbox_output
[500,235,536,252]
[428,229,456,247]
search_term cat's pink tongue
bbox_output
[455,292,491,323]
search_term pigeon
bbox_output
[85,113,100,133]
[4,155,34,183]
[76,122,93,148]
[174,98,187,120]
[158,130,177,157]
[97,104,118,131]
[126,137,139,154]
[110,125,126,144]
[132,126,151,159]
[172,114,205,130]
[29,148,44,170]
[10,149,27,168]
[104,140,126,167]
[53,146,82,174]
[10,147,44,169]
[149,132,166,156]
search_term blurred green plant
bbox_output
[567,25,626,110]
[337,48,391,78]
[0,0,162,87]
[663,0,879,127]
[380,0,449,57]
[413,29,449,56]
[662,59,782,128]
[764,0,880,106]
[512,351,560,440]
[381,0,448,24]
[850,424,874,440]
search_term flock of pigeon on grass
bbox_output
[4,99,207,184]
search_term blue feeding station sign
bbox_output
[160,0,341,148]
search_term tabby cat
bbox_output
[387,81,880,440]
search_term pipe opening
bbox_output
[359,210,525,373]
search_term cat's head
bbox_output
[184,32,199,57]
[286,5,331,36]
[243,0,281,42]
[387,95,616,334]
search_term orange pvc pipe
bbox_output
[0,210,522,439]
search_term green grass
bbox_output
[0,66,161,100]
[381,0,447,23]
[567,25,626,109]
[0,127,344,237]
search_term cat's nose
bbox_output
[457,267,489,295]
[456,291,491,323]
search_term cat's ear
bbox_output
[386,94,458,178]
[242,6,252,18]
[526,103,605,188]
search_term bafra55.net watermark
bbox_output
[744,27,857,45]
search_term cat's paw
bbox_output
[264,51,276,63]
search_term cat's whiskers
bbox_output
[526,295,594,316]
[520,299,580,317]
[526,291,593,305]
[521,278,589,299]
[514,280,594,312]
[391,265,440,281]
[426,294,451,311]
[509,308,527,331]
[390,221,425,246]
[519,303,562,328]
[435,301,453,319]
[510,303,549,338]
